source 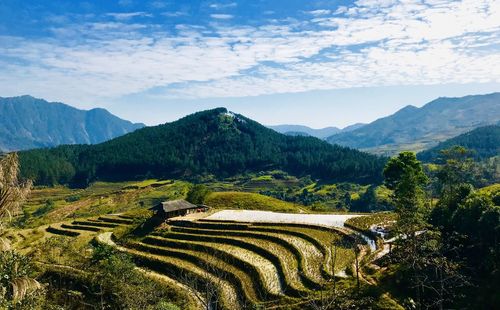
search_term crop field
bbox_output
[88,215,366,309]
[11,181,385,309]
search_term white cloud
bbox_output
[106,12,153,20]
[162,11,188,17]
[209,3,237,9]
[210,14,233,20]
[307,10,331,16]
[1,0,499,105]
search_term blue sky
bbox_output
[1,0,499,128]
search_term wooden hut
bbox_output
[151,199,207,220]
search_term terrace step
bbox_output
[72,220,119,228]
[151,231,313,294]
[122,246,241,309]
[126,241,268,306]
[187,220,357,280]
[167,226,327,285]
[168,220,251,230]
[143,235,290,298]
[60,224,102,233]
[97,216,134,225]
[94,232,245,310]
[46,225,80,237]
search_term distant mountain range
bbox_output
[19,108,385,186]
[327,93,500,155]
[268,123,365,139]
[418,125,500,162]
[0,95,145,151]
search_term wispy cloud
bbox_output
[307,10,331,16]
[209,2,237,10]
[106,12,152,20]
[210,14,234,20]
[1,0,499,105]
[162,11,188,17]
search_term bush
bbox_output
[154,301,181,310]
[64,195,80,202]
[186,184,211,205]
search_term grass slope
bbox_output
[205,191,304,213]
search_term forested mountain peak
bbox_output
[20,108,386,186]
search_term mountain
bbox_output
[269,123,365,139]
[0,95,145,151]
[19,108,386,186]
[341,123,366,132]
[418,125,500,162]
[283,131,311,137]
[327,93,500,155]
[268,125,341,139]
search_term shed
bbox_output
[151,199,207,219]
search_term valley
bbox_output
[1,97,498,310]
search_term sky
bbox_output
[1,0,500,128]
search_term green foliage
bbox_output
[351,185,393,212]
[383,152,429,235]
[418,125,500,162]
[37,241,189,309]
[32,200,55,217]
[0,251,44,309]
[153,301,181,310]
[19,108,386,186]
[185,184,211,205]
[64,195,80,202]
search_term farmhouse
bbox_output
[151,199,207,219]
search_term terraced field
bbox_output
[44,214,135,238]
[90,216,365,309]
[14,208,371,309]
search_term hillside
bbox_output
[19,108,386,186]
[269,123,365,139]
[418,125,500,162]
[0,95,145,151]
[327,93,500,155]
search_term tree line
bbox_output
[19,108,387,187]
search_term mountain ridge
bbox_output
[0,95,145,151]
[326,92,500,155]
[269,123,365,139]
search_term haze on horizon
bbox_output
[1,0,500,128]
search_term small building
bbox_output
[151,199,207,219]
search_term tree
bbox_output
[384,151,476,309]
[436,146,475,192]
[384,152,442,309]
[186,184,211,205]
[383,152,429,238]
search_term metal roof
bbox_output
[158,199,198,213]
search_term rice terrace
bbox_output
[2,178,400,309]
[1,0,500,309]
